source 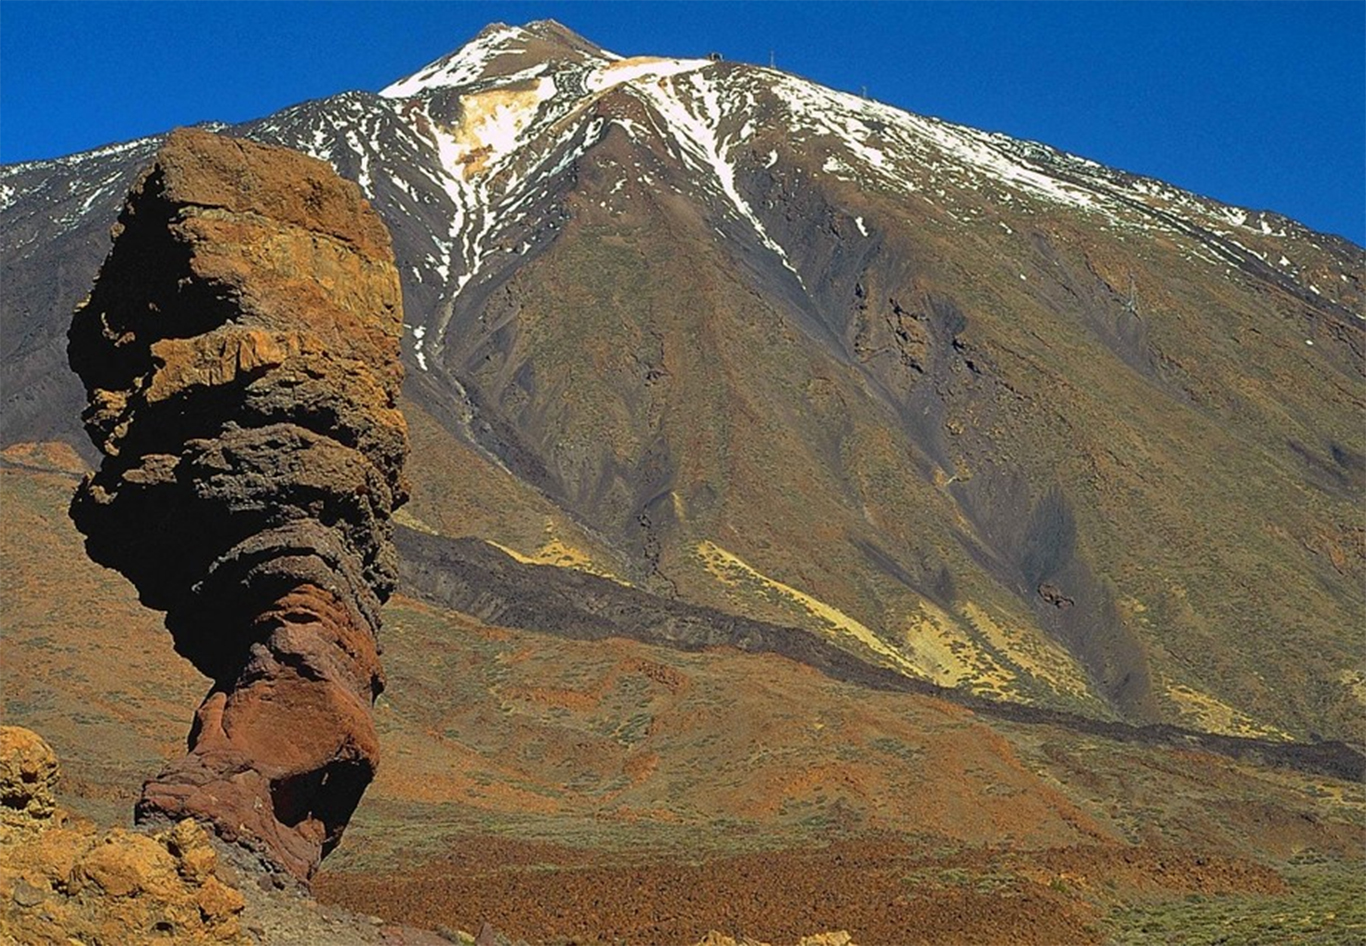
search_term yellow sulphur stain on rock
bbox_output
[487,519,628,584]
[960,601,1093,701]
[696,540,923,677]
[1166,683,1291,740]
[1339,669,1366,707]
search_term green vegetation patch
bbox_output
[1103,861,1366,946]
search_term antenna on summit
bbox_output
[769,49,775,69]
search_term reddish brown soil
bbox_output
[315,836,1283,945]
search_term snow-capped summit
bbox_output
[3,18,1358,390]
[380,20,619,98]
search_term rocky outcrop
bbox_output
[67,128,409,880]
[0,726,246,945]
[0,726,59,832]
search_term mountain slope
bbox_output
[2,20,1363,741]
[3,445,1362,944]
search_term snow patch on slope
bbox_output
[381,25,530,97]
[586,56,711,93]
[631,70,804,285]
[770,75,1101,215]
[272,27,1359,359]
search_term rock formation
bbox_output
[66,128,409,880]
[0,726,246,945]
[0,726,60,837]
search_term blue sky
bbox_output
[2,2,1362,244]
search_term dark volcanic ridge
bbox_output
[397,527,1366,783]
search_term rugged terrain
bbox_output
[0,725,456,946]
[2,17,1364,945]
[0,726,246,946]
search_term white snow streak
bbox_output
[632,71,804,284]
[411,324,429,371]
[381,26,528,97]
[585,56,710,93]
[200,25,1351,371]
[770,74,1100,214]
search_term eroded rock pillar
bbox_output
[67,128,409,880]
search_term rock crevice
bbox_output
[67,128,408,880]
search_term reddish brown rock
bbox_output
[67,128,408,880]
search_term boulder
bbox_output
[0,726,246,945]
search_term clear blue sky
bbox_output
[2,2,1362,244]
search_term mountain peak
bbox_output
[519,19,615,56]
[380,20,617,99]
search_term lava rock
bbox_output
[0,726,59,828]
[0,727,247,945]
[67,128,409,880]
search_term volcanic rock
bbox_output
[0,726,247,946]
[690,932,856,946]
[0,725,59,830]
[66,128,409,879]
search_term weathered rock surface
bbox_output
[0,725,59,831]
[0,726,247,946]
[67,128,408,879]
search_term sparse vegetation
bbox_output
[1103,861,1366,946]
[5,454,1366,944]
